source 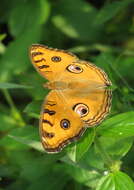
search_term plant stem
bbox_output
[2,89,25,127]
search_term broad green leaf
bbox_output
[116,56,134,83]
[8,126,39,141]
[94,112,134,162]
[97,112,134,139]
[96,171,134,190]
[96,136,133,160]
[66,128,95,162]
[64,164,101,189]
[3,126,44,151]
[52,0,133,42]
[8,127,64,157]
[8,135,44,152]
[0,26,42,82]
[9,0,50,37]
[76,128,95,161]
[78,146,105,171]
[52,0,100,41]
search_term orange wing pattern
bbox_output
[30,44,78,81]
[40,90,84,153]
[29,44,112,153]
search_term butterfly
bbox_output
[29,44,112,153]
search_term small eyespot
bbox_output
[73,103,89,117]
[60,119,70,129]
[51,56,61,62]
[66,64,83,73]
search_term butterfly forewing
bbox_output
[30,44,78,81]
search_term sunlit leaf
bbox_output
[97,112,134,138]
[96,171,134,190]
[8,135,44,152]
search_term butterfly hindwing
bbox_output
[62,88,112,127]
[40,90,85,153]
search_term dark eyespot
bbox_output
[73,103,89,117]
[66,64,83,73]
[60,119,70,129]
[51,56,61,62]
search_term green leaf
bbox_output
[65,164,101,189]
[97,136,133,160]
[76,128,95,161]
[95,0,133,25]
[9,0,50,37]
[94,112,134,162]
[19,73,49,100]
[66,128,95,162]
[93,52,115,84]
[0,26,42,82]
[77,145,105,171]
[0,82,32,89]
[24,101,42,118]
[6,125,38,140]
[0,34,6,41]
[96,171,134,190]
[0,113,16,131]
[97,112,134,139]
[52,0,100,41]
[8,135,44,152]
[116,56,134,83]
[6,126,44,152]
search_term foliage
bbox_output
[0,0,134,189]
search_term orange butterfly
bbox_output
[29,44,112,153]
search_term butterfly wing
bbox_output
[55,60,112,126]
[40,90,85,153]
[29,44,78,81]
[30,44,111,87]
[57,60,111,88]
[29,44,112,152]
[61,88,112,127]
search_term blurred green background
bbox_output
[0,0,134,190]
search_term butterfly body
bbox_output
[29,44,112,153]
[44,81,69,90]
